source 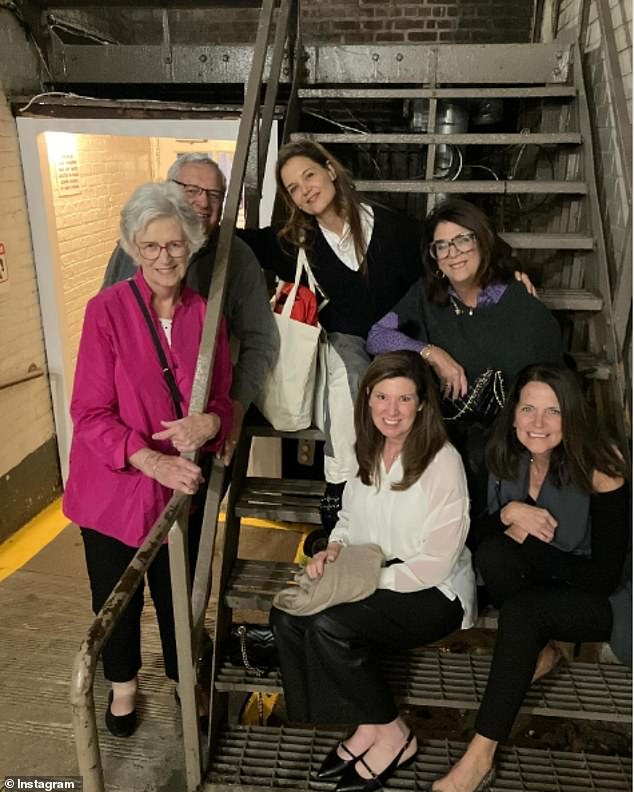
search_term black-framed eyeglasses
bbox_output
[172,179,224,203]
[136,241,188,261]
[429,232,477,260]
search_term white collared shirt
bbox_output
[318,204,374,272]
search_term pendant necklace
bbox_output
[449,296,474,316]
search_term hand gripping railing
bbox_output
[70,1,297,790]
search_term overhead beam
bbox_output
[44,0,261,6]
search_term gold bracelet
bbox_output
[421,344,434,362]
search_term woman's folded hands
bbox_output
[500,501,557,544]
[153,412,221,452]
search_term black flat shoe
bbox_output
[336,729,416,792]
[105,690,137,738]
[317,741,367,780]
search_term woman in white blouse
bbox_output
[270,350,476,792]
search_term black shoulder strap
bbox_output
[128,279,183,419]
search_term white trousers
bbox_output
[319,333,371,485]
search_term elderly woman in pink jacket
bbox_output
[64,182,232,737]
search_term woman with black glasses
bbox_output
[367,199,563,517]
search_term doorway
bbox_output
[17,117,278,481]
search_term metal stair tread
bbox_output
[353,179,588,194]
[244,411,326,441]
[539,288,603,311]
[500,232,593,250]
[293,132,582,145]
[224,559,302,611]
[204,726,632,791]
[233,477,324,526]
[570,352,612,380]
[214,650,631,723]
[298,86,578,99]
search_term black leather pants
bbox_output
[271,586,463,724]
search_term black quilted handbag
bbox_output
[227,624,278,675]
[443,368,506,424]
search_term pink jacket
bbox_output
[63,268,233,547]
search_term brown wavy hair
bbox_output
[355,351,448,491]
[486,363,628,493]
[423,198,516,305]
[275,139,370,275]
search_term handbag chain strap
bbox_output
[237,625,265,724]
[493,370,506,407]
[446,369,505,422]
[128,280,183,419]
[236,625,264,678]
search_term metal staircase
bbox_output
[202,10,631,792]
[56,2,630,790]
[289,33,626,433]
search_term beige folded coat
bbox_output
[272,543,385,616]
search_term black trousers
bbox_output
[474,534,613,742]
[270,587,463,725]
[81,525,199,683]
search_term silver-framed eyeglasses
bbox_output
[136,241,188,261]
[172,179,224,203]
[429,232,477,260]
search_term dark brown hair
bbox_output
[423,198,515,304]
[486,363,628,493]
[355,351,448,491]
[275,139,370,275]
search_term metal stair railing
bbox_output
[582,0,632,420]
[571,36,628,439]
[69,2,296,791]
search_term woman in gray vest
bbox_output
[366,199,563,517]
[431,363,629,792]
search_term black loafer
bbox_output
[336,729,416,792]
[105,691,137,738]
[317,741,366,780]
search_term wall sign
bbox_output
[55,153,81,196]
[0,242,8,293]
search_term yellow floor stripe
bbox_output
[0,501,310,583]
[0,498,70,583]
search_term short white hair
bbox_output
[166,153,227,193]
[119,181,206,259]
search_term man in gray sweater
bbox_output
[102,152,279,465]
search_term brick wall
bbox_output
[48,134,152,367]
[0,85,60,532]
[63,2,536,45]
[301,0,535,44]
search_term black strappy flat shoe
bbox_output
[336,729,416,792]
[317,741,368,780]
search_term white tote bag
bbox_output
[255,251,322,431]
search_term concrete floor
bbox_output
[0,520,303,792]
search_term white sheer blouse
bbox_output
[329,442,476,629]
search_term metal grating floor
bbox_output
[204,725,632,791]
[235,478,324,525]
[215,649,632,723]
